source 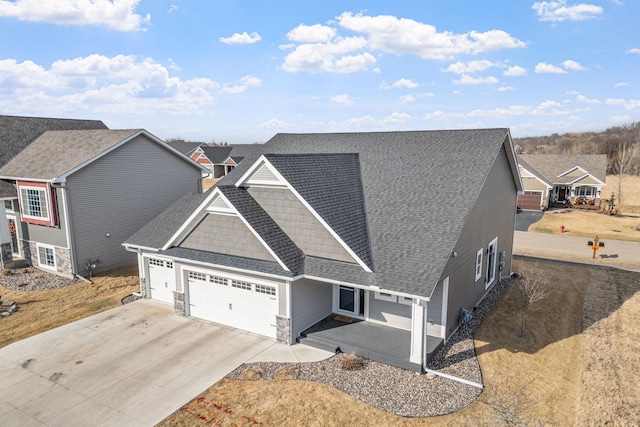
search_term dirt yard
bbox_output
[528,209,640,242]
[159,258,640,426]
[0,266,139,348]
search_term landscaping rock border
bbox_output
[0,267,76,291]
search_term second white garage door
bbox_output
[187,270,278,339]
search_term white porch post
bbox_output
[410,300,426,364]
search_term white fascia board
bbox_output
[255,157,373,273]
[235,155,269,186]
[215,190,290,272]
[568,174,606,186]
[122,243,160,253]
[0,176,52,183]
[558,165,588,178]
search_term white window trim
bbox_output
[19,185,51,221]
[374,291,397,303]
[475,248,483,282]
[36,243,57,271]
[486,237,498,289]
[398,296,413,306]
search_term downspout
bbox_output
[421,305,483,389]
[54,182,92,284]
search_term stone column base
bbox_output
[276,315,291,344]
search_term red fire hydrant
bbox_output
[560,225,565,233]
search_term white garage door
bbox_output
[187,270,278,339]
[147,258,176,304]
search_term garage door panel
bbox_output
[518,191,543,210]
[187,270,278,339]
[148,259,175,304]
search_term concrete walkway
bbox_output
[0,299,331,427]
[513,230,640,272]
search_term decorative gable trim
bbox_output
[558,165,588,178]
[206,194,234,214]
[565,173,605,186]
[237,155,372,273]
[519,165,552,189]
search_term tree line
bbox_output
[513,122,640,176]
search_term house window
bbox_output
[486,237,498,289]
[17,182,57,227]
[475,248,483,282]
[4,200,14,211]
[374,291,396,303]
[37,244,56,270]
[577,187,595,197]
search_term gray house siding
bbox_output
[438,143,517,338]
[290,278,333,339]
[368,295,412,330]
[180,214,276,262]
[247,186,355,263]
[66,134,203,274]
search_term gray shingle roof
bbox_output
[0,115,107,168]
[0,180,16,199]
[200,144,263,164]
[166,141,205,155]
[518,154,607,184]
[0,129,141,181]
[264,153,373,270]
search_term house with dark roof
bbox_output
[166,140,206,156]
[517,154,607,210]
[123,129,522,372]
[0,128,209,276]
[0,115,107,270]
[189,144,263,179]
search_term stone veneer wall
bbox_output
[173,291,186,316]
[1,242,12,270]
[276,315,291,344]
[21,240,73,277]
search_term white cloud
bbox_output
[168,5,178,13]
[281,36,375,73]
[219,75,261,94]
[379,78,421,89]
[496,86,515,92]
[423,110,465,120]
[287,23,336,43]
[576,94,600,104]
[468,105,531,117]
[0,54,219,116]
[562,59,585,70]
[384,112,411,124]
[614,82,629,88]
[399,94,415,104]
[220,32,262,44]
[0,0,150,31]
[330,93,354,106]
[626,48,640,54]
[504,65,527,76]
[260,118,289,129]
[532,1,603,22]
[535,62,567,73]
[442,60,496,74]
[532,100,569,115]
[606,98,640,109]
[452,75,499,85]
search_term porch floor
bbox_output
[297,315,443,372]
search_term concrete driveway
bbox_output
[0,299,330,427]
[515,210,544,231]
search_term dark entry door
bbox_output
[8,219,18,254]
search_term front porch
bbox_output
[297,315,444,372]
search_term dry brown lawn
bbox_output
[602,174,640,213]
[528,209,640,242]
[159,258,640,426]
[0,266,139,348]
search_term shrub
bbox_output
[340,353,366,371]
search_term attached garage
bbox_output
[147,258,176,304]
[186,269,279,339]
[517,191,543,210]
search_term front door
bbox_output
[337,285,366,318]
[8,218,19,256]
[558,187,567,201]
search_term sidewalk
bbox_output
[513,231,640,272]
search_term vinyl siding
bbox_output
[437,143,517,339]
[291,278,333,339]
[368,295,411,330]
[19,186,68,248]
[180,213,276,262]
[574,175,600,185]
[247,186,355,263]
[521,177,549,192]
[65,134,202,274]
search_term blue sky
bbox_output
[0,0,638,144]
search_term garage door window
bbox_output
[149,258,163,267]
[188,271,206,281]
[231,280,252,291]
[255,284,276,295]
[210,275,227,285]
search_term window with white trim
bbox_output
[374,291,396,302]
[36,244,56,270]
[255,284,276,295]
[21,187,49,220]
[231,280,252,291]
[4,200,14,211]
[475,248,483,282]
[577,187,595,197]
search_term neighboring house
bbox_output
[166,141,206,157]
[0,115,108,270]
[124,129,522,372]
[517,154,607,210]
[190,145,263,179]
[0,128,209,277]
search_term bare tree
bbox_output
[611,142,640,208]
[481,372,546,426]
[516,267,549,338]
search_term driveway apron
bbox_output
[0,299,277,426]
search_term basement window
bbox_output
[36,244,56,270]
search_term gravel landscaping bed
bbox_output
[226,277,511,417]
[0,267,76,291]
